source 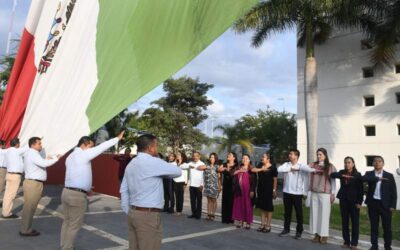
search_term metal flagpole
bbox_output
[5,0,18,55]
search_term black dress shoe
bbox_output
[2,213,19,219]
[279,229,290,237]
[187,215,195,219]
[19,230,40,237]
[294,232,302,239]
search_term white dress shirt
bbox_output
[188,160,205,187]
[65,138,118,192]
[5,146,29,173]
[0,148,6,167]
[173,162,189,183]
[120,152,182,214]
[373,170,383,200]
[278,161,316,195]
[23,148,58,181]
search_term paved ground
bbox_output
[0,185,398,250]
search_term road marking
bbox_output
[162,226,236,243]
[36,204,129,247]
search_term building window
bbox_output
[363,67,374,78]
[361,39,373,50]
[396,64,400,74]
[398,124,400,135]
[365,125,376,136]
[364,95,375,106]
[396,92,400,104]
[366,155,376,167]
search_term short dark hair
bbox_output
[10,138,20,147]
[289,149,300,157]
[77,136,94,147]
[29,137,41,147]
[373,155,385,164]
[137,134,157,152]
[193,151,201,156]
[0,140,5,146]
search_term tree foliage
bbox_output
[141,76,214,153]
[215,108,297,163]
[235,109,297,162]
[0,54,16,104]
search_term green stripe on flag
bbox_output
[87,0,257,133]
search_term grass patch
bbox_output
[254,204,400,241]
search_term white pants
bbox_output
[310,192,331,237]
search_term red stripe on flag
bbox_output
[0,28,37,143]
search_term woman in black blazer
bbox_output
[331,157,363,249]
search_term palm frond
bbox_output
[370,0,400,67]
[237,139,254,154]
[234,0,299,48]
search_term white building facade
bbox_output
[297,31,400,182]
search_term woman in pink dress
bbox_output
[232,154,255,229]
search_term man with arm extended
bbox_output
[2,138,29,218]
[277,149,321,239]
[187,151,206,219]
[20,137,61,236]
[363,156,397,250]
[120,134,181,250]
[60,131,124,250]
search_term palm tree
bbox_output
[234,0,366,162]
[366,0,400,66]
[0,54,16,104]
[214,124,253,154]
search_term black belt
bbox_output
[65,187,88,194]
[26,179,44,183]
[7,172,22,175]
[131,206,161,212]
[0,166,6,169]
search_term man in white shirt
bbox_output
[0,140,7,208]
[277,149,319,239]
[20,137,60,236]
[187,151,206,219]
[60,131,124,250]
[2,138,28,218]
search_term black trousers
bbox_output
[339,199,360,246]
[163,179,174,212]
[368,199,392,249]
[174,181,185,213]
[283,192,303,233]
[189,186,202,218]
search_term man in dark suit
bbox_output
[363,156,397,250]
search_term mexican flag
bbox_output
[0,0,257,154]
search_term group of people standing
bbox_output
[0,133,398,250]
[0,132,125,250]
[155,147,397,250]
[0,138,60,236]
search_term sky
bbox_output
[0,0,297,137]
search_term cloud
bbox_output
[208,96,225,115]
